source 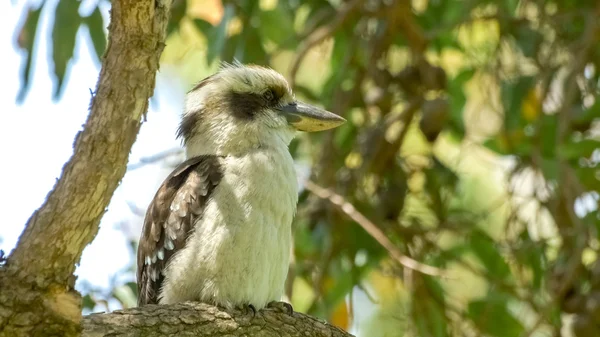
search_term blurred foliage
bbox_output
[14,0,600,336]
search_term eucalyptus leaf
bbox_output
[468,294,524,337]
[51,0,82,100]
[166,0,187,36]
[82,6,106,63]
[15,3,44,103]
[258,6,296,46]
[206,4,235,64]
[501,76,534,131]
[469,230,511,281]
[447,68,475,138]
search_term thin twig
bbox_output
[305,180,448,277]
[127,147,184,170]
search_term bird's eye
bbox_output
[263,89,276,102]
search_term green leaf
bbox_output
[167,0,187,36]
[330,31,350,74]
[469,231,511,281]
[501,76,534,131]
[82,6,106,63]
[576,167,600,192]
[206,4,235,64]
[483,137,510,155]
[468,294,524,337]
[512,24,542,58]
[51,0,82,100]
[15,2,45,103]
[193,18,213,36]
[258,6,296,46]
[414,299,448,337]
[574,99,600,125]
[82,294,96,311]
[503,0,520,14]
[538,114,557,158]
[333,121,357,153]
[221,33,241,63]
[540,158,559,182]
[242,27,268,64]
[425,157,459,193]
[320,258,357,310]
[558,139,600,160]
[413,277,449,337]
[447,68,475,139]
[514,229,544,289]
[111,282,137,308]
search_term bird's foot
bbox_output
[239,303,257,317]
[266,301,294,315]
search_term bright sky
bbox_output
[0,0,186,297]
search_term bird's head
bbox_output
[177,63,346,156]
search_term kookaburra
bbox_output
[136,63,345,311]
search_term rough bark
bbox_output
[0,0,172,336]
[82,302,354,337]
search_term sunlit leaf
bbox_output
[329,300,349,330]
[521,88,541,122]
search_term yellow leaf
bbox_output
[521,89,541,122]
[329,300,350,331]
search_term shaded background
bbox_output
[2,0,600,336]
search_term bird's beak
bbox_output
[277,101,346,132]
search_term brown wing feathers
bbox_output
[136,155,223,305]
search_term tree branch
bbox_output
[82,302,354,337]
[304,181,447,277]
[0,0,172,336]
[8,0,171,288]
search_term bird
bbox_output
[136,62,346,313]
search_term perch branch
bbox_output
[82,302,354,337]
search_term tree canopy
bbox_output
[8,0,600,336]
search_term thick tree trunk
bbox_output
[82,302,355,337]
[0,0,172,336]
